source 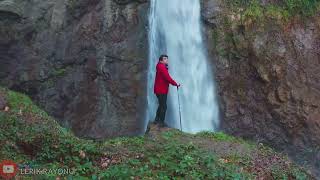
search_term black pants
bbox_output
[155,94,167,123]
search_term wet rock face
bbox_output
[201,0,320,175]
[0,0,149,138]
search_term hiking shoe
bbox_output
[145,123,151,134]
[153,119,160,125]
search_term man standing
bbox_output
[153,55,180,127]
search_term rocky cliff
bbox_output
[201,0,320,176]
[0,0,149,138]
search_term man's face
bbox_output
[162,57,168,64]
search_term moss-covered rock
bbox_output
[201,0,320,177]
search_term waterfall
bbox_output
[145,0,220,133]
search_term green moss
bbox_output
[197,131,255,147]
[52,68,67,77]
[212,28,229,58]
[66,0,80,15]
[44,78,55,88]
[265,5,290,21]
[210,0,319,63]
[226,0,320,22]
[197,131,235,141]
[5,88,49,118]
[242,0,264,21]
[284,0,320,16]
[103,136,145,147]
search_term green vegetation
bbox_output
[66,0,81,16]
[226,0,320,22]
[99,139,251,179]
[284,0,320,16]
[44,78,55,88]
[211,24,245,61]
[52,67,67,77]
[198,131,243,142]
[210,0,320,62]
[0,87,312,179]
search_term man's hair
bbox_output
[159,54,168,62]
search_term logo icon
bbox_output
[3,165,15,173]
[0,160,18,179]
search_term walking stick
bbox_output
[177,86,182,131]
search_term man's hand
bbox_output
[177,83,181,88]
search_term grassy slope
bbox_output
[0,87,312,179]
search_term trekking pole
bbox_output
[177,86,182,131]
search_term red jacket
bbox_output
[154,62,178,94]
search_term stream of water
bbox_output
[145,0,220,133]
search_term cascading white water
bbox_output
[145,0,220,133]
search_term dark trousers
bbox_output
[155,94,167,123]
